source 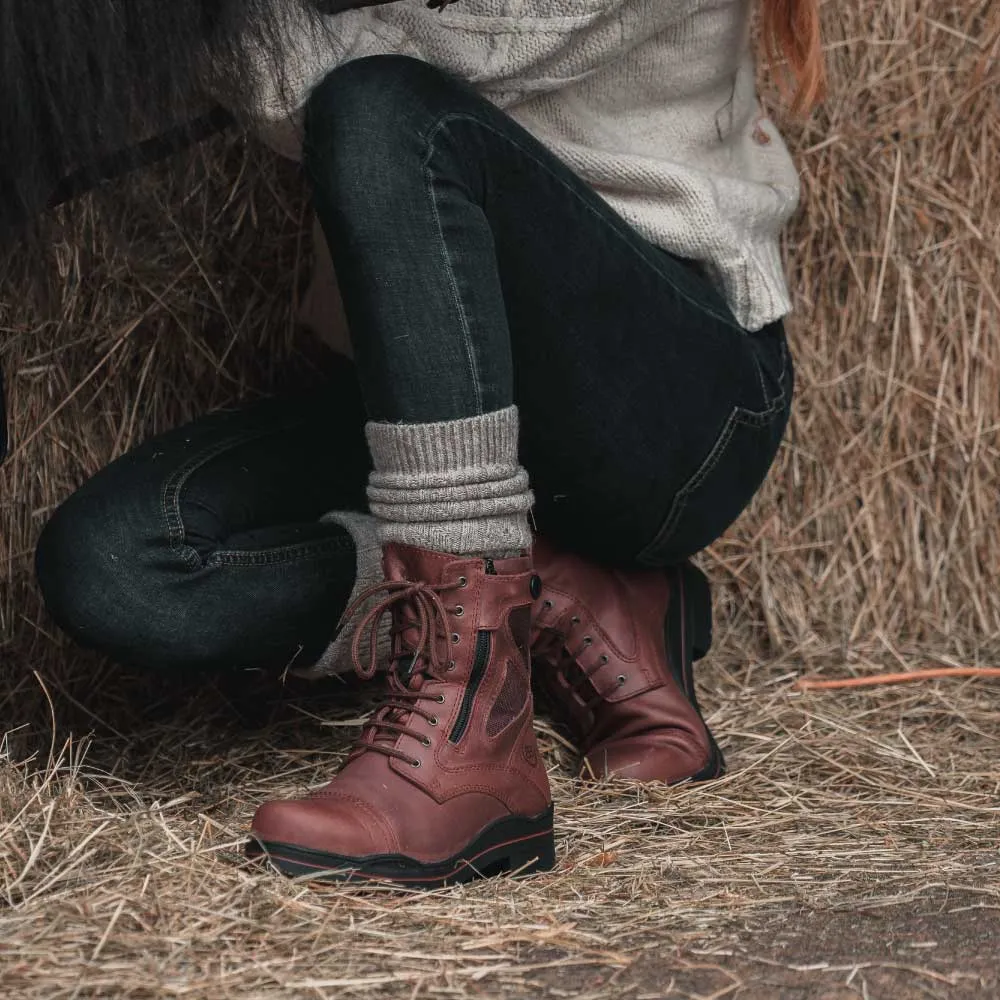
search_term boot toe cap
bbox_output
[581,736,722,785]
[251,794,393,860]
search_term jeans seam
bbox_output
[204,534,356,569]
[751,346,770,404]
[637,391,788,564]
[779,336,792,389]
[423,118,485,412]
[159,416,312,570]
[418,111,741,331]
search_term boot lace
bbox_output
[340,577,461,766]
[534,616,619,712]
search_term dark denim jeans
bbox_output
[35,56,793,673]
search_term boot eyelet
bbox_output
[457,576,468,588]
[411,759,422,768]
[446,659,456,671]
[617,674,628,686]
[600,654,609,664]
[583,636,593,646]
[571,615,581,625]
[429,716,439,726]
[543,600,553,609]
[454,605,464,617]
[451,633,460,644]
[436,694,446,704]
[421,737,432,747]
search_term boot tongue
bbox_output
[396,653,417,681]
[383,541,528,584]
[395,654,430,693]
[363,547,452,750]
[382,543,453,587]
[487,553,533,575]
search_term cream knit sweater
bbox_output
[256,0,801,331]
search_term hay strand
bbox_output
[795,666,1000,690]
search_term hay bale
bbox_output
[3,2,997,685]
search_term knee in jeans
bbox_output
[308,54,457,130]
[35,493,193,670]
[304,55,467,183]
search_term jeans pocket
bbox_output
[636,388,791,568]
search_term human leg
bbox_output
[36,358,373,674]
[250,54,792,881]
[301,55,793,785]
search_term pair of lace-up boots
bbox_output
[249,539,724,887]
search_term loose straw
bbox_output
[794,667,1000,691]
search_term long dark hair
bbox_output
[0,0,322,238]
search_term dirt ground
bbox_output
[461,889,1000,997]
[629,895,1000,998]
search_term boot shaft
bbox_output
[531,538,722,783]
[353,543,550,810]
[250,542,555,881]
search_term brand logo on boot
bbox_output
[522,743,538,766]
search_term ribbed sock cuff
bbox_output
[365,406,533,556]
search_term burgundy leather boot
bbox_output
[530,538,724,783]
[250,543,554,886]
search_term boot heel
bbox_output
[676,562,726,781]
[680,561,713,662]
[497,830,556,878]
[468,807,556,881]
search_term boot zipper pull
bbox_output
[484,558,496,575]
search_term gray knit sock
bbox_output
[291,511,390,679]
[366,406,533,556]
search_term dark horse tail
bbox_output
[0,0,286,463]
[0,0,327,239]
[46,106,237,211]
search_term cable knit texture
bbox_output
[366,406,533,555]
[252,0,801,332]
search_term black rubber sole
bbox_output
[247,805,556,888]
[669,561,726,782]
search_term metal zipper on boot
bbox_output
[448,630,491,744]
